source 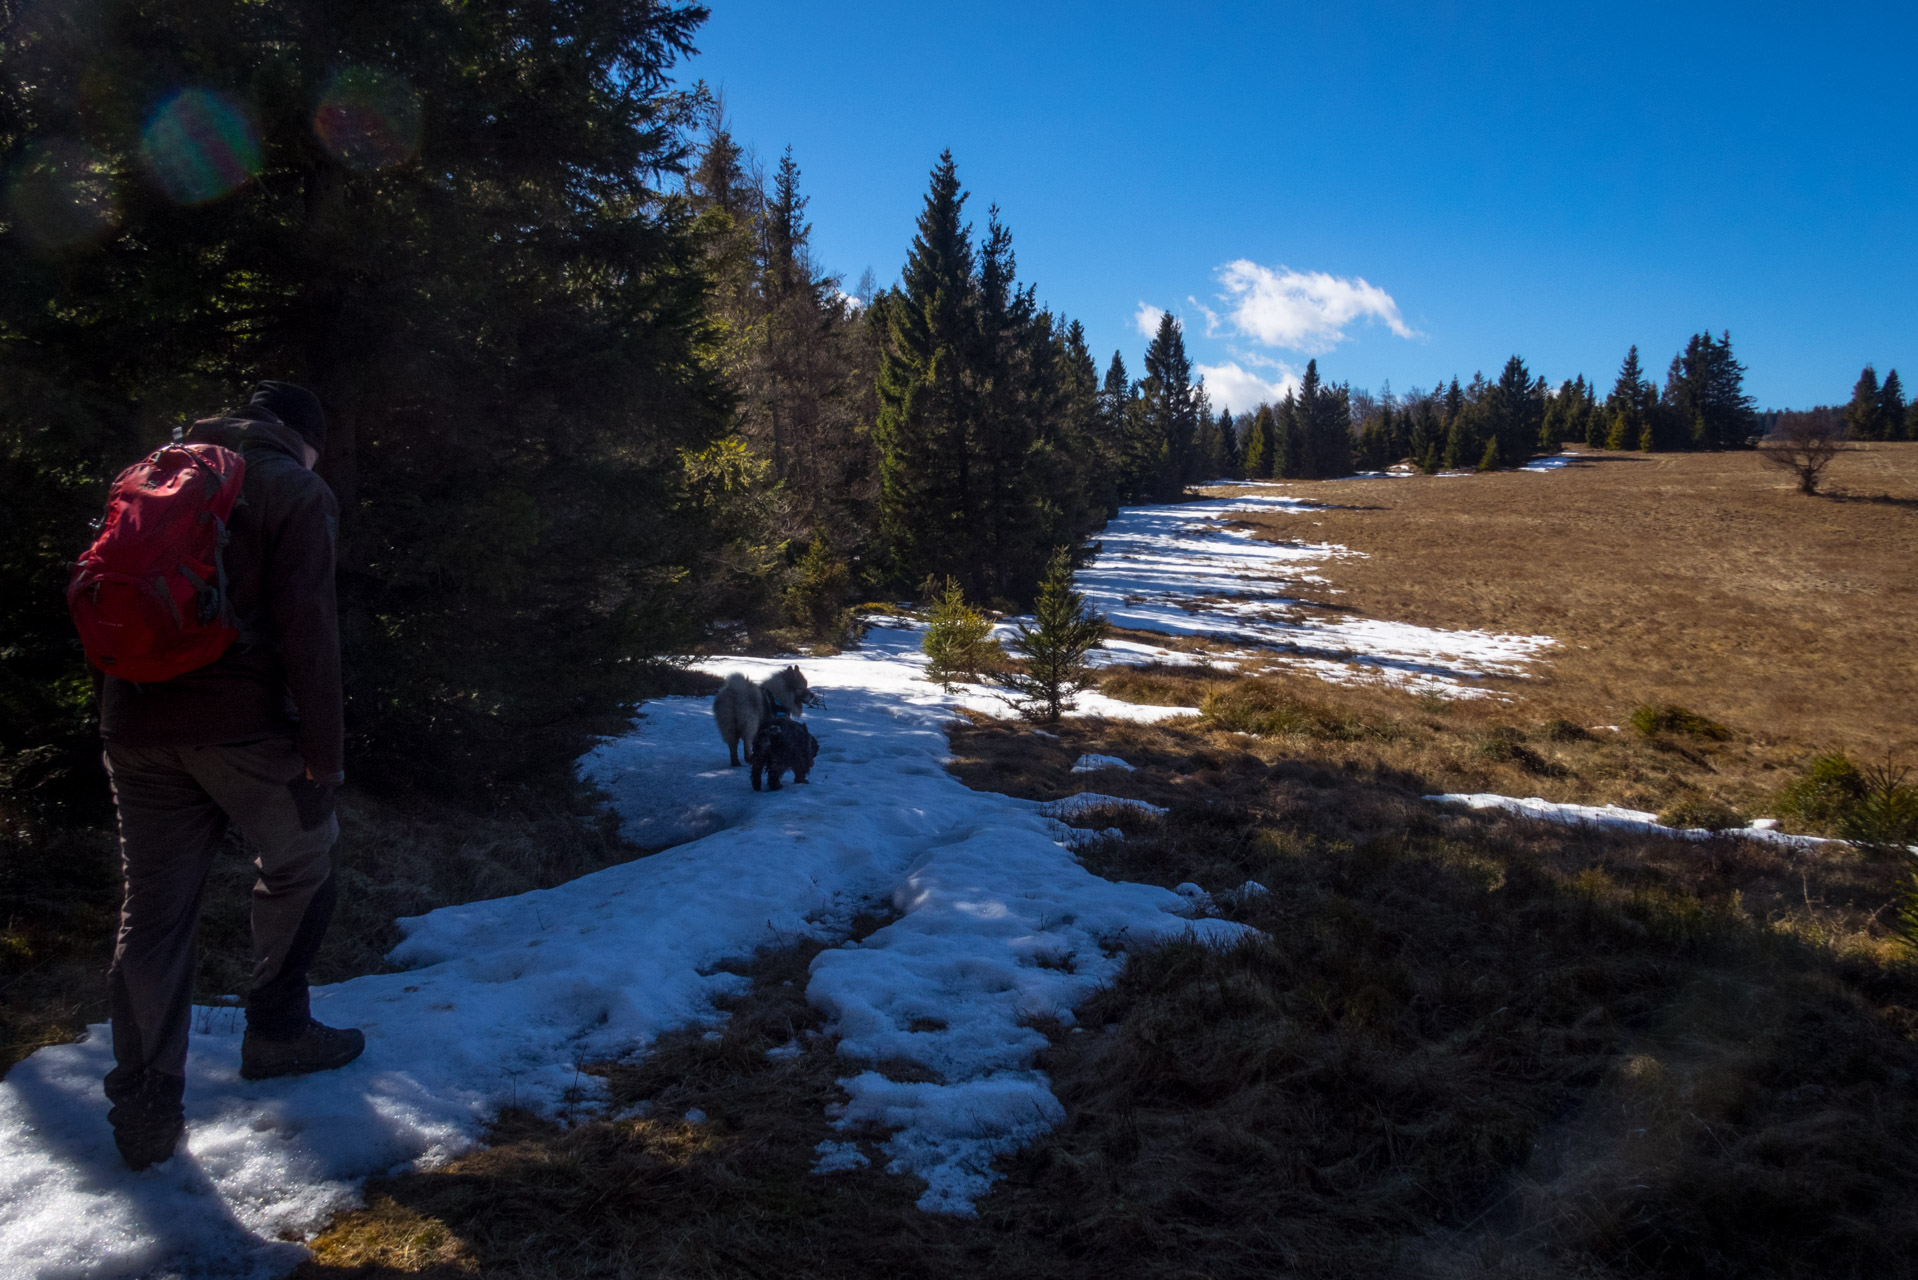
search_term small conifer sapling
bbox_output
[922,577,1003,689]
[997,547,1109,722]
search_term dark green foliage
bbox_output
[1119,311,1198,501]
[1656,794,1744,831]
[1477,435,1502,471]
[1771,753,1868,832]
[1663,331,1756,449]
[1845,365,1887,440]
[1542,375,1595,450]
[1270,360,1351,480]
[1880,369,1907,440]
[783,538,853,639]
[997,546,1108,721]
[872,152,977,596]
[695,134,879,590]
[920,576,1003,689]
[871,156,1106,605]
[0,0,726,800]
[1485,355,1544,464]
[1837,762,1918,852]
[1241,405,1274,478]
[1407,397,1442,472]
[1629,703,1731,741]
[1606,346,1657,450]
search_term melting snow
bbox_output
[0,627,1249,1275]
[1070,754,1135,773]
[1426,793,1848,850]
[1076,493,1552,696]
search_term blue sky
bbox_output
[685,1,1914,411]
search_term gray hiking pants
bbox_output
[103,738,339,1094]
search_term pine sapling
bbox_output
[921,577,1003,690]
[998,546,1109,722]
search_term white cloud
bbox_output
[1214,260,1419,355]
[1134,300,1167,340]
[1195,360,1299,414]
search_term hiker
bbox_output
[87,381,362,1172]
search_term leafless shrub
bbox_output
[1760,407,1846,495]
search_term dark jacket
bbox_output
[98,410,345,781]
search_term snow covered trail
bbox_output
[1077,490,1554,696]
[0,625,1246,1277]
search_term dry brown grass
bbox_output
[1214,444,1918,760]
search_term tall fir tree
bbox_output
[872,151,977,592]
[1216,408,1242,476]
[1408,396,1442,472]
[1662,331,1755,450]
[1879,369,1906,440]
[1486,354,1542,466]
[1844,365,1885,440]
[1138,311,1197,498]
[1605,345,1652,450]
[1243,405,1273,477]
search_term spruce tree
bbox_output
[1139,311,1197,498]
[1275,391,1305,478]
[1217,408,1242,476]
[1663,331,1755,449]
[1844,365,1885,440]
[0,0,727,796]
[1489,355,1542,462]
[1243,405,1271,477]
[922,577,1003,689]
[1879,369,1906,440]
[1403,398,1430,471]
[1606,346,1650,450]
[873,151,977,591]
[997,546,1108,722]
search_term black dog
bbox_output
[749,715,819,791]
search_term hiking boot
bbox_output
[240,1019,365,1080]
[107,1072,185,1172]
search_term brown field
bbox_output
[1224,443,1918,759]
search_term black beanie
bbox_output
[246,381,327,453]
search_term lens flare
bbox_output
[6,139,120,251]
[314,68,422,170]
[139,88,261,205]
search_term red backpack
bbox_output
[69,434,247,683]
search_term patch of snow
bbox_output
[1041,793,1168,821]
[811,1139,870,1174]
[830,1073,1061,1213]
[1521,453,1578,472]
[0,626,1253,1273]
[1426,794,1847,851]
[1070,754,1135,773]
[1075,494,1552,697]
[682,1108,707,1125]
